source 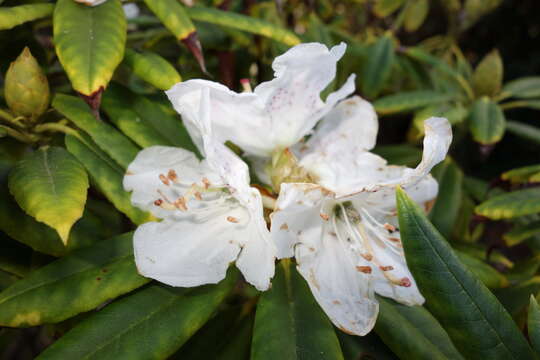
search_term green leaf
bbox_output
[374,91,452,115]
[429,159,463,239]
[472,49,503,97]
[375,297,464,360]
[8,147,88,244]
[251,260,343,360]
[468,97,506,145]
[0,233,148,327]
[362,35,395,98]
[101,83,197,152]
[0,235,31,278]
[187,6,300,46]
[409,104,468,141]
[396,187,535,359]
[455,251,508,288]
[504,221,540,247]
[123,49,181,90]
[502,76,540,99]
[0,178,99,256]
[53,94,140,169]
[143,0,195,40]
[65,134,152,225]
[506,121,540,144]
[37,274,237,359]
[53,0,126,96]
[529,296,540,355]
[0,4,54,30]
[404,0,429,32]
[476,188,540,219]
[502,164,540,184]
[338,332,397,360]
[373,0,406,17]
[373,144,422,167]
[495,277,540,325]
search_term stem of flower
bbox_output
[33,122,83,140]
[499,101,528,110]
[0,108,26,129]
[0,125,37,143]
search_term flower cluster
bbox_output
[124,42,452,336]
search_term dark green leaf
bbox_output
[506,121,540,144]
[502,164,540,184]
[504,221,540,246]
[0,233,148,327]
[251,260,344,360]
[529,296,540,355]
[362,35,395,98]
[53,0,126,95]
[101,83,197,152]
[38,273,236,359]
[338,332,397,360]
[373,145,422,167]
[373,0,406,17]
[404,0,429,32]
[429,159,463,239]
[396,187,535,359]
[65,134,152,225]
[375,297,464,360]
[455,251,508,288]
[53,94,140,169]
[374,91,452,115]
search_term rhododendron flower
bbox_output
[166,42,355,182]
[124,89,275,291]
[270,112,452,335]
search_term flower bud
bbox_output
[4,47,50,120]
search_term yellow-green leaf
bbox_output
[8,147,88,244]
[373,0,406,17]
[472,49,503,97]
[404,0,429,32]
[123,49,181,90]
[53,0,126,95]
[468,97,506,145]
[528,296,540,355]
[186,6,301,46]
[143,0,194,40]
[0,4,54,30]
[476,188,540,220]
[506,121,540,144]
[374,91,452,115]
[502,164,540,184]
[502,76,540,99]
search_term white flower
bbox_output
[124,88,275,291]
[74,0,108,6]
[165,42,355,166]
[270,101,452,336]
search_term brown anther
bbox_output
[194,191,202,200]
[174,197,188,211]
[154,199,163,206]
[167,169,178,182]
[356,266,372,274]
[380,265,394,271]
[388,237,400,243]
[332,300,341,305]
[202,177,211,189]
[159,174,170,186]
[361,253,373,261]
[227,216,239,223]
[319,213,330,221]
[384,223,396,232]
[280,223,289,230]
[399,277,412,287]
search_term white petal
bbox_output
[123,146,222,219]
[74,0,108,6]
[133,208,244,287]
[166,43,355,157]
[399,117,453,186]
[270,183,328,259]
[295,218,379,336]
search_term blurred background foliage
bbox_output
[0,0,540,359]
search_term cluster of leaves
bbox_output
[0,0,539,359]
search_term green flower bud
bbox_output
[4,47,50,120]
